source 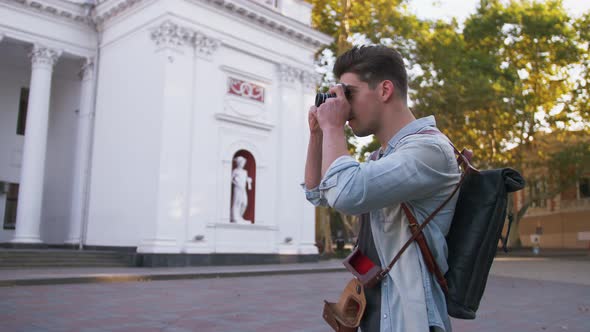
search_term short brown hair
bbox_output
[333,45,408,102]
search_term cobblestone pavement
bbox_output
[1,259,589,332]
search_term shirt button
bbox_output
[383,314,388,319]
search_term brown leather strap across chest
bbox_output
[361,130,475,293]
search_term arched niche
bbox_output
[230,150,256,224]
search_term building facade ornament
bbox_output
[150,20,221,57]
[150,20,193,49]
[79,57,95,81]
[228,78,265,103]
[278,64,302,86]
[194,31,221,58]
[29,45,62,68]
[301,70,322,90]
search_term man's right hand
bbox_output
[308,106,322,135]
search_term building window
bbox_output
[3,183,19,230]
[529,178,547,208]
[580,178,590,198]
[17,87,29,136]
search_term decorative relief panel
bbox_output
[228,77,265,103]
[218,66,273,131]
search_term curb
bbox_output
[0,267,346,287]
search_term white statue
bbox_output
[231,156,253,224]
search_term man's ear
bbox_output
[381,80,395,102]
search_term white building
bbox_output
[0,0,330,265]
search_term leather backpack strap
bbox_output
[378,172,465,283]
[401,203,449,294]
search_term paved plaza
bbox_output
[1,257,589,332]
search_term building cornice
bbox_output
[2,0,332,48]
[197,0,332,48]
[93,0,332,48]
[3,0,92,25]
[93,0,141,26]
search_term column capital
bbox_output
[29,45,62,68]
[301,70,322,90]
[278,64,302,86]
[150,20,193,51]
[194,32,220,60]
[79,57,95,81]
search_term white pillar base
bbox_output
[137,239,181,253]
[181,242,212,254]
[298,242,319,255]
[10,236,42,244]
[278,245,299,255]
[64,237,81,245]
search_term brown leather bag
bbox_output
[322,278,367,332]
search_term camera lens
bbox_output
[314,85,350,107]
[315,92,336,107]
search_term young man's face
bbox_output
[339,72,383,137]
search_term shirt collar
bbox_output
[381,115,437,155]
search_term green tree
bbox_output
[309,0,589,250]
[411,0,587,246]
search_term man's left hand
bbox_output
[316,84,351,131]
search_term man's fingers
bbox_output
[328,83,346,100]
[309,107,318,118]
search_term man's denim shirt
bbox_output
[303,116,460,332]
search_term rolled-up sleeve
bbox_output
[319,139,457,216]
[301,184,327,207]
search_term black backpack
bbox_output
[444,166,525,318]
[368,131,525,319]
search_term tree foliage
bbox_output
[308,0,590,249]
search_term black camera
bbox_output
[315,84,351,107]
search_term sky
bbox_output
[408,0,590,22]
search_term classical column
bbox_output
[65,58,95,245]
[299,70,322,255]
[276,64,303,254]
[137,20,195,253]
[183,30,220,253]
[12,45,61,244]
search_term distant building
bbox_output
[512,131,590,249]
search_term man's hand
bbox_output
[315,84,350,177]
[308,106,322,135]
[316,84,351,131]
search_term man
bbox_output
[303,45,460,331]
